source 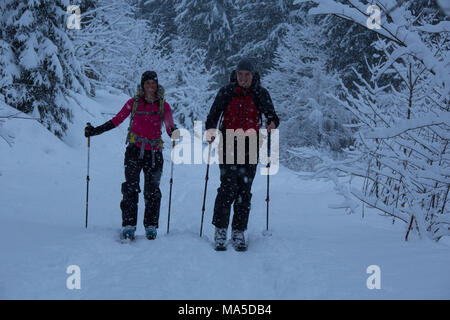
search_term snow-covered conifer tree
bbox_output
[231,0,299,72]
[0,0,91,138]
[174,0,233,78]
[162,41,218,129]
[264,21,353,170]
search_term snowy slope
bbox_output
[0,91,449,300]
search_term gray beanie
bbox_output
[237,58,254,73]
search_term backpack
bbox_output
[125,85,165,149]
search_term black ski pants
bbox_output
[120,144,163,228]
[212,163,258,232]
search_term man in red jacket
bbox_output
[85,71,176,241]
[206,58,279,251]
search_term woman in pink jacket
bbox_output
[85,71,177,241]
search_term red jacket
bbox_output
[222,86,261,132]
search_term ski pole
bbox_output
[200,142,212,237]
[266,131,271,232]
[85,124,91,229]
[167,140,175,234]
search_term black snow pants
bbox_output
[120,144,163,228]
[212,163,258,231]
[212,132,259,231]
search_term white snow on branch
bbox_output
[363,114,450,139]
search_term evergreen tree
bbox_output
[231,0,300,74]
[72,0,168,96]
[264,21,353,170]
[0,0,90,138]
[162,40,218,129]
[319,14,379,90]
[139,0,303,82]
[174,0,234,77]
[138,0,178,54]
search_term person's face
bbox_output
[143,79,158,96]
[237,70,253,89]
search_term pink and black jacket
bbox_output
[111,96,175,151]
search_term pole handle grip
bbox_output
[86,122,92,147]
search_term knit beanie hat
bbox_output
[236,58,254,73]
[141,71,158,89]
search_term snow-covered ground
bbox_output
[1,91,449,300]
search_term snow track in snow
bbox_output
[1,91,449,299]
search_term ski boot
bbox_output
[214,227,227,251]
[120,225,136,241]
[231,229,247,252]
[145,226,157,240]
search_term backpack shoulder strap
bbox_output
[250,85,265,127]
[159,97,165,127]
[224,83,237,106]
[251,85,263,111]
[125,90,141,144]
[131,94,140,118]
[218,84,236,130]
[157,85,165,126]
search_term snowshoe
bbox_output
[145,226,157,240]
[231,230,247,252]
[120,225,136,241]
[214,227,227,251]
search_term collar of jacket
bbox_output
[235,85,252,96]
[143,97,159,105]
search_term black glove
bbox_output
[85,123,96,137]
[85,121,115,137]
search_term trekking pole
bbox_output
[167,140,175,234]
[200,142,213,237]
[85,123,91,229]
[266,131,271,232]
